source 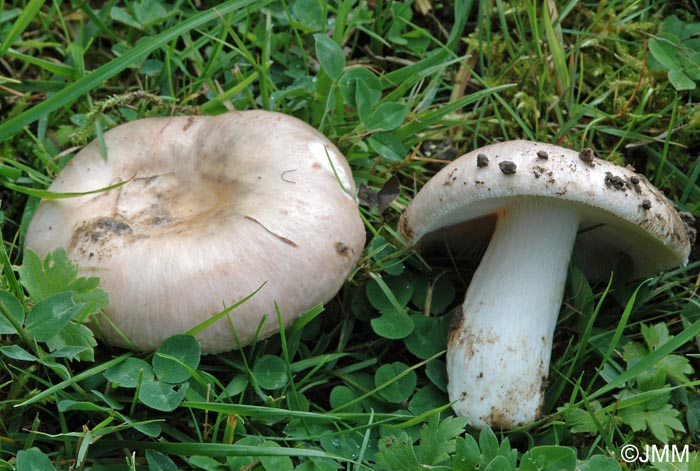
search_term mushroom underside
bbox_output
[416,196,685,280]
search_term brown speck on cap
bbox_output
[499,161,517,175]
[536,150,548,160]
[641,199,652,210]
[182,116,195,131]
[444,167,458,186]
[579,148,595,165]
[628,175,642,193]
[476,153,489,168]
[604,172,626,191]
[335,241,351,257]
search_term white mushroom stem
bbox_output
[447,197,580,428]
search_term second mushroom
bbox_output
[399,140,692,429]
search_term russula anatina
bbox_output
[398,140,693,429]
[25,110,366,354]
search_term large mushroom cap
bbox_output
[399,140,692,429]
[400,139,692,278]
[25,110,366,354]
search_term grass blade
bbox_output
[183,402,340,421]
[0,0,44,58]
[0,0,270,142]
[17,353,132,407]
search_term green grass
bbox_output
[1,0,700,470]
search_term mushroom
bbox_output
[398,140,693,429]
[25,110,366,354]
